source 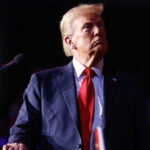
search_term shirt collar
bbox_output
[73,58,86,78]
[73,58,103,78]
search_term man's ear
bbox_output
[64,36,76,50]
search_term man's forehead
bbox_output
[74,13,103,24]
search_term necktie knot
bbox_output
[84,68,95,77]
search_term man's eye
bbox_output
[97,22,104,28]
[83,24,92,30]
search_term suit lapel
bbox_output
[104,73,118,130]
[55,61,119,138]
[56,62,80,132]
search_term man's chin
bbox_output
[91,48,107,64]
[91,46,107,56]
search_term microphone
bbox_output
[94,126,105,150]
[0,53,24,72]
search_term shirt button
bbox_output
[77,144,82,149]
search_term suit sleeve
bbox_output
[135,78,150,150]
[8,73,41,150]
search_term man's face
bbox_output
[71,13,108,61]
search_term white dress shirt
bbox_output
[72,58,105,150]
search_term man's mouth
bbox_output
[92,40,104,48]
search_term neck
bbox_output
[73,53,103,68]
[73,56,103,73]
[94,59,103,72]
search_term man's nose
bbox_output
[93,26,101,36]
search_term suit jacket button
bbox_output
[77,144,82,149]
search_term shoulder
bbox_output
[116,69,139,83]
[104,64,144,90]
[116,68,145,87]
[30,62,73,82]
[24,62,73,92]
[103,56,142,85]
[114,68,145,94]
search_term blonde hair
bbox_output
[60,3,104,56]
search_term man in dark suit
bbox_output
[3,3,149,150]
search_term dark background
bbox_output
[0,0,150,145]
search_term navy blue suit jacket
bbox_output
[8,61,149,150]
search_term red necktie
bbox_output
[78,68,95,150]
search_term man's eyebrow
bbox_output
[82,22,93,28]
[82,19,104,28]
[96,18,104,23]
[83,22,92,26]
